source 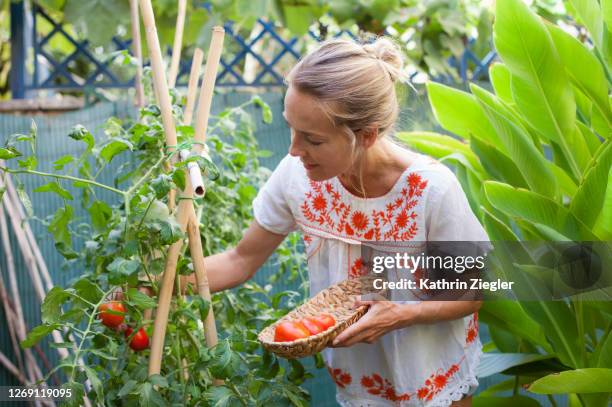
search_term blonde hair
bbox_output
[286,37,405,196]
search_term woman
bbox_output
[184,38,487,406]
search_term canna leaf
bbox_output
[494,0,575,148]
[471,84,558,198]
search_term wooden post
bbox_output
[183,48,204,125]
[130,0,145,107]
[168,0,187,88]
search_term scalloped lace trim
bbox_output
[335,341,482,407]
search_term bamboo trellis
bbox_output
[137,0,223,378]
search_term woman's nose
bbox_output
[288,133,303,157]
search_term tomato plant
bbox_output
[1,88,317,405]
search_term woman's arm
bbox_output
[181,220,287,293]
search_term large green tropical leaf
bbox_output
[489,63,514,106]
[484,181,597,241]
[593,167,612,239]
[528,368,612,393]
[471,84,558,198]
[547,23,612,133]
[479,302,551,352]
[425,82,500,145]
[568,0,605,53]
[570,138,612,230]
[395,131,484,174]
[470,136,528,189]
[494,0,576,148]
[478,353,556,378]
[473,395,542,407]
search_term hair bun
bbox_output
[362,37,404,82]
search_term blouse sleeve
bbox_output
[426,173,489,242]
[252,155,298,235]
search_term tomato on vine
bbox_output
[125,327,149,351]
[98,301,126,328]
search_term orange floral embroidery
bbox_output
[416,363,461,401]
[360,373,410,402]
[300,173,427,241]
[466,313,478,345]
[327,366,352,388]
[349,258,368,279]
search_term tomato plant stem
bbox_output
[0,167,124,195]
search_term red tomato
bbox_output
[98,301,126,328]
[301,317,325,335]
[312,314,335,330]
[125,327,149,351]
[274,321,311,342]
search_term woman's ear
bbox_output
[359,128,379,149]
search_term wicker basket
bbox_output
[258,277,376,359]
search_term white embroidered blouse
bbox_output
[253,151,488,406]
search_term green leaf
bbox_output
[17,156,37,170]
[138,382,166,407]
[489,63,513,106]
[127,288,157,310]
[568,0,605,52]
[48,205,76,259]
[73,278,102,304]
[89,201,113,232]
[172,169,186,191]
[16,182,33,218]
[480,301,551,352]
[547,23,611,132]
[148,374,169,388]
[529,368,612,393]
[473,395,542,407]
[41,287,71,324]
[470,136,528,189]
[117,380,138,397]
[484,181,596,241]
[570,139,612,230]
[205,386,240,407]
[34,181,74,200]
[151,173,172,199]
[477,353,556,378]
[64,0,130,46]
[209,340,240,379]
[494,0,575,145]
[397,131,485,174]
[593,166,612,239]
[158,218,184,244]
[471,84,558,198]
[107,257,141,285]
[426,81,499,144]
[0,147,22,159]
[83,365,104,404]
[53,155,75,170]
[21,323,61,348]
[252,95,273,124]
[99,139,133,163]
[67,124,95,151]
[284,5,314,35]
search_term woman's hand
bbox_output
[330,298,482,347]
[331,296,420,347]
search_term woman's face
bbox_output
[283,86,355,181]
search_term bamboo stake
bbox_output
[1,176,70,360]
[183,48,204,126]
[130,0,145,108]
[0,265,25,376]
[168,0,187,88]
[0,350,27,384]
[139,0,178,150]
[193,27,225,151]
